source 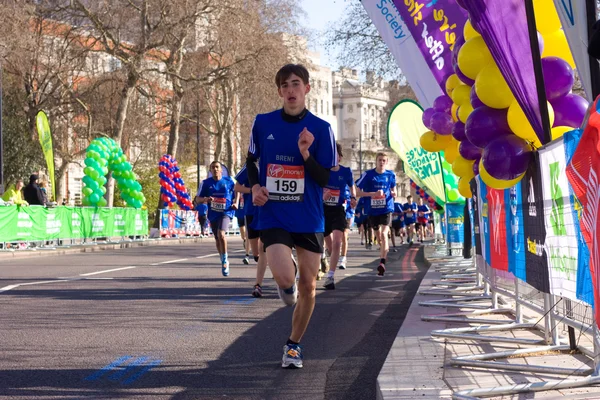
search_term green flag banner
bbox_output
[0,206,148,242]
[387,100,447,204]
[36,111,56,199]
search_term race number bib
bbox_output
[371,195,386,208]
[323,188,340,206]
[211,197,227,212]
[266,164,304,202]
[392,213,400,221]
[239,197,244,209]
[406,211,414,218]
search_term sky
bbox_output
[301,0,347,70]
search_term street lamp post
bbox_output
[359,130,362,176]
[196,98,200,191]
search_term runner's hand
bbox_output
[350,198,357,208]
[207,197,214,203]
[298,127,314,157]
[374,190,384,198]
[252,185,269,206]
[232,204,238,210]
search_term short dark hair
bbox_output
[209,161,221,169]
[336,142,343,157]
[275,64,310,88]
[407,195,413,199]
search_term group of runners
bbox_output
[192,64,434,370]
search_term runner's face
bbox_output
[278,73,310,113]
[211,163,222,179]
[376,156,387,170]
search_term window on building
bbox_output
[371,108,375,117]
[321,100,323,114]
[372,123,377,137]
[326,101,329,115]
[313,100,318,113]
[364,123,367,134]
[325,81,329,92]
[333,105,336,116]
[364,107,367,115]
[348,104,353,113]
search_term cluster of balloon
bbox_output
[82,137,146,208]
[158,155,193,210]
[451,0,588,190]
[409,180,437,206]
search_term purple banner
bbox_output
[463,0,544,145]
[392,0,468,89]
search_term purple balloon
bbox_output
[482,135,532,180]
[433,95,453,114]
[454,62,475,86]
[470,86,485,109]
[430,112,454,135]
[455,0,467,9]
[542,57,574,101]
[465,106,512,149]
[422,108,436,129]
[459,140,483,160]
[452,121,467,142]
[551,94,589,128]
[473,157,481,176]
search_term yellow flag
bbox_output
[36,111,55,199]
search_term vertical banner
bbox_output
[506,184,527,282]
[486,187,508,271]
[35,111,56,198]
[392,0,467,89]
[446,203,464,245]
[388,100,446,204]
[539,139,579,300]
[361,0,442,108]
[521,154,550,293]
[470,179,482,257]
[477,176,491,268]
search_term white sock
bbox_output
[340,256,346,263]
[321,252,326,260]
[327,270,335,278]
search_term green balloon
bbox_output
[82,197,91,206]
[448,190,460,202]
[82,187,93,197]
[102,167,109,176]
[100,186,107,195]
[84,166,94,176]
[97,197,107,207]
[87,180,99,191]
[89,193,100,204]
[89,169,99,180]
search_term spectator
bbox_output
[39,180,49,205]
[2,180,27,205]
[23,174,46,205]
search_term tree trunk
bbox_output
[106,79,136,207]
[54,159,70,203]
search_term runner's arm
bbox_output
[246,153,260,188]
[304,154,330,187]
[234,182,251,194]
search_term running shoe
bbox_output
[377,263,386,276]
[323,276,335,290]
[222,261,230,277]
[252,284,263,298]
[277,283,298,306]
[339,256,347,270]
[320,256,330,274]
[282,344,303,369]
[360,240,365,245]
[243,256,250,265]
[392,247,398,253]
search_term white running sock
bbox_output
[327,270,335,278]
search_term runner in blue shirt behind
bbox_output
[196,161,236,276]
[354,197,368,246]
[234,189,249,263]
[245,64,337,369]
[341,185,355,270]
[391,201,405,250]
[417,197,431,242]
[322,142,356,290]
[356,152,396,276]
[403,195,418,246]
[193,198,209,237]
[235,165,268,298]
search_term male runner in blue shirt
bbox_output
[322,142,356,290]
[196,161,237,276]
[356,152,397,276]
[417,197,431,242]
[403,195,418,246]
[234,190,249,263]
[245,64,337,369]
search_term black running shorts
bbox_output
[245,215,260,240]
[237,215,245,228]
[324,205,347,237]
[209,215,230,234]
[369,213,392,229]
[260,228,324,254]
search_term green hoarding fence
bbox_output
[0,206,148,242]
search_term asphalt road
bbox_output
[0,234,428,400]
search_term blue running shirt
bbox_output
[392,202,404,222]
[198,176,236,222]
[234,166,255,216]
[194,202,208,217]
[417,204,430,221]
[403,202,418,224]
[355,197,368,223]
[356,169,396,216]
[324,165,354,207]
[248,110,337,233]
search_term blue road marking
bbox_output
[84,355,132,381]
[108,356,150,381]
[121,359,163,385]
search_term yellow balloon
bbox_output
[451,84,471,107]
[551,125,573,141]
[451,103,459,122]
[533,0,562,34]
[458,103,474,123]
[458,177,472,198]
[452,155,475,178]
[457,36,493,80]
[475,63,515,109]
[445,74,462,96]
[420,130,453,153]
[444,139,460,163]
[507,100,553,148]
[480,159,525,190]
[463,20,480,41]
[542,29,575,68]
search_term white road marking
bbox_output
[80,266,137,276]
[157,258,188,265]
[0,279,71,293]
